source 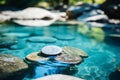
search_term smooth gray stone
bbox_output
[34,74,84,80]
[27,36,57,43]
[2,32,30,38]
[0,36,18,48]
[55,53,82,64]
[0,54,28,80]
[63,46,88,57]
[41,45,62,55]
[55,35,75,40]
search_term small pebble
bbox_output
[41,45,62,55]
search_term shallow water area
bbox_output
[0,23,120,80]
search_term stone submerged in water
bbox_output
[41,45,62,56]
[62,46,88,57]
[34,74,84,80]
[55,35,75,40]
[27,36,57,43]
[55,53,82,64]
[2,32,30,38]
[0,36,18,48]
[0,54,28,80]
[25,52,49,62]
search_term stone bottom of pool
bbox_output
[0,23,120,80]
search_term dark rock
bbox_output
[66,3,99,19]
[0,36,18,48]
[0,54,28,80]
[100,0,120,19]
[77,10,108,22]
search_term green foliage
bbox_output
[70,0,105,5]
[0,0,6,5]
[0,0,106,8]
[78,23,105,42]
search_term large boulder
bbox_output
[0,54,28,80]
[1,7,67,27]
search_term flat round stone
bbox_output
[26,52,49,62]
[55,53,82,64]
[41,45,62,55]
[0,36,18,48]
[55,35,75,40]
[63,46,88,57]
[34,74,84,80]
[2,32,30,38]
[27,36,56,43]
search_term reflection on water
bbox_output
[0,23,120,80]
[77,23,105,42]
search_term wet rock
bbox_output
[66,3,98,19]
[34,74,84,80]
[0,36,18,48]
[0,54,28,80]
[41,45,62,56]
[55,53,82,64]
[77,10,108,22]
[2,32,30,38]
[27,36,56,43]
[63,46,88,57]
[25,52,49,62]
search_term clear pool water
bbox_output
[0,23,120,80]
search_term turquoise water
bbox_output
[0,23,120,80]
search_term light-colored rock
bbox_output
[55,53,82,64]
[0,14,11,23]
[26,52,49,62]
[34,74,85,80]
[0,54,28,80]
[41,45,62,55]
[2,7,67,26]
[63,46,88,57]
